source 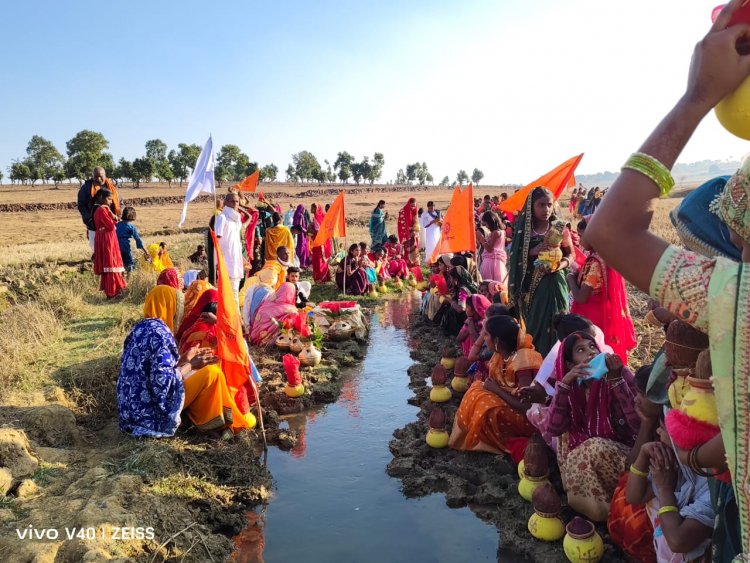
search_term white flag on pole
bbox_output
[179,135,215,226]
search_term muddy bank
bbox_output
[387,311,627,562]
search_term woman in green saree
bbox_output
[507,187,572,357]
[586,3,750,559]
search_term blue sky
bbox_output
[2,0,748,184]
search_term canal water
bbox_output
[232,297,499,562]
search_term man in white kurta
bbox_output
[419,201,442,260]
[214,192,244,305]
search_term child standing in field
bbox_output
[115,206,148,272]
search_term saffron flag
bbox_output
[498,153,584,214]
[311,191,346,248]
[236,170,260,192]
[210,229,251,390]
[179,135,215,226]
[429,183,476,263]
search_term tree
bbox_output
[9,161,31,185]
[367,152,385,185]
[114,158,135,185]
[292,151,322,183]
[286,164,298,182]
[471,168,484,185]
[50,167,65,187]
[324,159,336,183]
[24,135,65,184]
[132,157,155,188]
[215,144,252,186]
[456,169,469,186]
[0,170,4,184]
[416,162,430,185]
[333,151,354,184]
[351,156,370,185]
[405,163,418,184]
[65,130,114,182]
[168,143,201,187]
[439,175,450,186]
[260,163,278,182]
[144,139,171,183]
[396,169,407,184]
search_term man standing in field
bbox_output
[419,200,442,260]
[77,167,121,254]
[214,192,244,305]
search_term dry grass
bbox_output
[124,267,158,304]
[0,301,63,392]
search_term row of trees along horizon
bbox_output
[3,131,486,189]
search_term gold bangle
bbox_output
[622,152,675,197]
[629,464,648,478]
[657,505,679,517]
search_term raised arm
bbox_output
[585,4,750,292]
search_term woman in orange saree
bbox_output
[176,289,219,355]
[449,315,542,454]
[310,202,331,283]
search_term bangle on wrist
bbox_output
[622,152,675,197]
[657,505,679,517]
[629,464,648,478]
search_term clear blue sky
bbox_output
[2,0,747,184]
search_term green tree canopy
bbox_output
[216,144,252,186]
[114,158,134,184]
[439,175,450,186]
[471,168,484,185]
[132,157,155,188]
[292,151,322,183]
[260,163,278,182]
[333,151,354,183]
[24,135,65,185]
[168,143,201,187]
[144,139,171,183]
[396,169,407,184]
[286,164,298,182]
[367,152,385,185]
[456,169,469,186]
[9,161,31,185]
[65,130,113,182]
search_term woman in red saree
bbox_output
[310,202,331,283]
[92,189,127,299]
[383,235,408,279]
[175,289,218,353]
[567,219,636,364]
[397,198,418,263]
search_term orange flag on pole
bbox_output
[236,170,260,192]
[498,153,584,214]
[312,191,346,248]
[209,229,250,390]
[429,183,476,263]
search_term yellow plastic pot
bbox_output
[429,385,452,403]
[528,512,565,542]
[451,375,469,393]
[284,384,305,398]
[518,472,550,502]
[426,428,449,448]
[563,518,604,563]
[440,357,456,370]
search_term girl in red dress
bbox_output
[93,189,127,299]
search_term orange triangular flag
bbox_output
[499,153,584,214]
[236,170,260,192]
[312,192,346,248]
[429,183,476,263]
[210,229,250,389]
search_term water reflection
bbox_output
[229,510,265,563]
[231,300,498,562]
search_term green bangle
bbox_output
[629,464,648,478]
[622,152,675,197]
[657,505,679,517]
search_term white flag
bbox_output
[179,135,215,226]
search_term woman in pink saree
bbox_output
[310,203,331,283]
[249,282,299,346]
[567,219,636,364]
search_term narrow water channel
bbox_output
[232,297,499,562]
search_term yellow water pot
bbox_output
[563,518,604,563]
[284,384,305,398]
[518,472,550,502]
[426,428,449,448]
[716,75,750,140]
[517,459,525,479]
[680,377,718,426]
[369,289,379,298]
[430,385,452,403]
[440,357,456,370]
[528,512,565,542]
[408,278,417,287]
[451,375,469,393]
[392,279,404,290]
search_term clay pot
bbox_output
[523,435,549,478]
[289,336,304,354]
[563,517,604,563]
[275,333,291,350]
[329,320,354,341]
[429,385,452,403]
[299,343,322,367]
[431,364,448,386]
[532,483,562,517]
[426,407,449,448]
[453,357,471,377]
[518,471,550,502]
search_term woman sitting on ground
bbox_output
[335,243,370,296]
[449,315,542,454]
[249,282,300,346]
[383,235,408,279]
[548,331,640,522]
[157,267,182,289]
[175,289,219,355]
[456,294,491,357]
[116,285,247,437]
[438,265,478,336]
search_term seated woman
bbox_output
[117,285,247,437]
[183,271,212,318]
[548,331,640,522]
[359,242,378,289]
[383,235,408,279]
[175,289,219,355]
[335,244,369,296]
[437,265,478,336]
[157,267,182,289]
[626,411,714,562]
[456,294,491,357]
[449,315,542,454]
[249,282,300,346]
[421,261,449,321]
[241,269,277,333]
